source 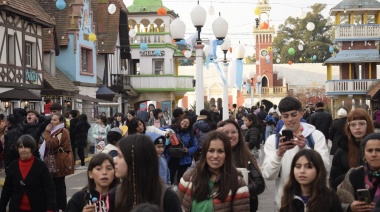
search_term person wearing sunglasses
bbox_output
[330,108,374,190]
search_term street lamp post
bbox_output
[190,2,207,115]
[249,71,255,107]
[170,2,228,115]
[220,37,231,121]
[257,75,262,106]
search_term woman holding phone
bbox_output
[337,133,380,211]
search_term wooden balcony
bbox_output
[110,74,124,93]
[326,79,378,95]
[335,24,380,40]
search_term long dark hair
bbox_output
[280,149,331,212]
[127,117,146,134]
[77,114,88,124]
[192,131,239,202]
[245,113,260,128]
[217,120,262,184]
[82,153,118,194]
[115,134,161,211]
[153,108,162,120]
[170,116,193,132]
[345,108,374,168]
[199,109,217,130]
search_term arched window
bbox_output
[210,98,215,107]
[217,98,222,110]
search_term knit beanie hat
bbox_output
[337,108,347,118]
[146,132,165,145]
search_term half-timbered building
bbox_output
[0,0,55,113]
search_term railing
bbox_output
[129,75,194,91]
[243,86,287,95]
[326,79,378,94]
[129,32,172,44]
[110,74,124,93]
[335,24,380,39]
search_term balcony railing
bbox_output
[110,74,124,93]
[129,32,172,44]
[326,79,378,94]
[242,86,287,95]
[129,75,194,91]
[335,24,380,39]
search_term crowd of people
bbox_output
[0,97,379,212]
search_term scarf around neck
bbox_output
[364,162,380,203]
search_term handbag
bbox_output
[44,147,57,173]
[56,146,74,175]
[168,135,184,158]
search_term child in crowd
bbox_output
[66,153,118,212]
[146,132,171,185]
[280,149,342,212]
[97,127,123,158]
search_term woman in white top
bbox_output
[92,115,110,153]
[128,117,169,137]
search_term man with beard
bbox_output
[13,109,50,157]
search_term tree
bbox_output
[245,54,256,64]
[273,3,334,64]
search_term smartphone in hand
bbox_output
[357,189,371,204]
[281,130,293,142]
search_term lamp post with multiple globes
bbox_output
[220,37,231,120]
[257,75,262,106]
[170,1,228,115]
[244,71,256,108]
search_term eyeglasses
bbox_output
[348,120,367,128]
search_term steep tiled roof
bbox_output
[96,0,129,54]
[43,68,78,92]
[367,81,380,97]
[0,0,55,27]
[35,0,73,46]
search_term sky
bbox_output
[161,0,343,57]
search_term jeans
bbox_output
[265,125,274,141]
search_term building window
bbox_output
[8,35,15,65]
[80,47,93,75]
[25,42,32,67]
[153,59,164,75]
[82,49,87,72]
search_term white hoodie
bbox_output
[261,122,330,211]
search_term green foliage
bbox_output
[189,100,210,111]
[245,54,256,64]
[273,3,334,64]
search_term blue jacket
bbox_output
[165,130,197,166]
[159,156,171,185]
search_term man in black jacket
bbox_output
[308,102,333,143]
[3,114,22,174]
[13,108,50,157]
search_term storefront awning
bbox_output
[75,94,113,103]
[0,88,41,101]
